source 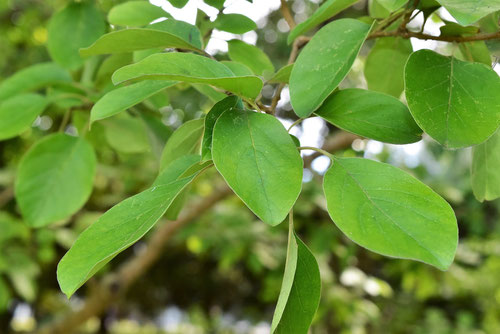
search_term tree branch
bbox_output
[280,0,296,30]
[368,30,500,42]
[38,185,233,334]
[303,131,360,168]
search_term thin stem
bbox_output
[58,110,72,132]
[368,29,500,42]
[298,146,333,159]
[245,98,264,113]
[280,0,296,29]
[288,118,304,132]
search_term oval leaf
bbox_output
[287,0,358,44]
[15,134,96,227]
[91,80,176,123]
[214,14,257,34]
[108,1,169,27]
[57,155,203,297]
[405,49,500,148]
[0,63,71,101]
[112,53,263,99]
[323,157,458,270]
[436,0,500,26]
[471,129,500,202]
[315,88,422,144]
[289,19,372,117]
[0,94,48,141]
[212,109,303,225]
[227,39,275,78]
[47,1,105,69]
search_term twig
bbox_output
[38,185,233,334]
[280,0,296,29]
[303,131,360,168]
[368,30,500,42]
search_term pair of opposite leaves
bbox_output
[289,18,500,149]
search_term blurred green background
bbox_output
[1,0,500,333]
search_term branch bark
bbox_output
[38,185,233,334]
[368,30,500,43]
[280,0,296,30]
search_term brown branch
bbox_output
[280,0,296,30]
[369,29,500,43]
[303,131,360,168]
[0,187,14,208]
[38,185,233,334]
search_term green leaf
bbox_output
[91,80,176,123]
[287,0,358,44]
[404,49,500,148]
[214,14,257,34]
[80,29,202,57]
[204,0,225,9]
[221,61,254,77]
[108,1,169,27]
[227,39,275,78]
[192,84,228,102]
[323,157,458,270]
[112,53,263,99]
[0,94,48,141]
[201,96,242,161]
[272,230,321,334]
[378,0,407,11]
[268,64,294,84]
[167,0,189,8]
[57,155,203,297]
[160,118,205,171]
[47,1,105,69]
[15,134,96,228]
[315,89,422,144]
[471,130,500,202]
[289,19,372,118]
[458,41,492,66]
[150,19,203,49]
[364,37,412,97]
[104,116,151,154]
[0,277,10,312]
[436,0,500,26]
[0,62,71,101]
[212,109,303,226]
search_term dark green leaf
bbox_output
[47,1,105,69]
[404,50,500,148]
[167,0,189,8]
[436,0,500,26]
[287,0,358,44]
[0,94,48,141]
[324,157,458,270]
[315,88,422,144]
[15,134,96,227]
[289,19,372,117]
[201,96,242,161]
[378,0,407,11]
[112,53,263,99]
[212,109,303,225]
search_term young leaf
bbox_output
[405,50,500,148]
[80,29,202,57]
[364,37,412,97]
[377,0,407,11]
[214,14,257,34]
[212,109,303,226]
[47,1,105,69]
[15,134,96,228]
[0,63,71,101]
[201,96,242,161]
[57,155,203,297]
[91,80,176,123]
[287,0,358,44]
[272,231,321,334]
[107,1,170,27]
[104,116,151,153]
[471,130,500,202]
[289,19,372,118]
[112,53,263,99]
[323,157,458,270]
[160,118,205,171]
[227,39,275,78]
[315,88,422,144]
[436,0,500,26]
[268,64,294,84]
[0,94,48,141]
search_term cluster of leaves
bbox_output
[1,0,500,332]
